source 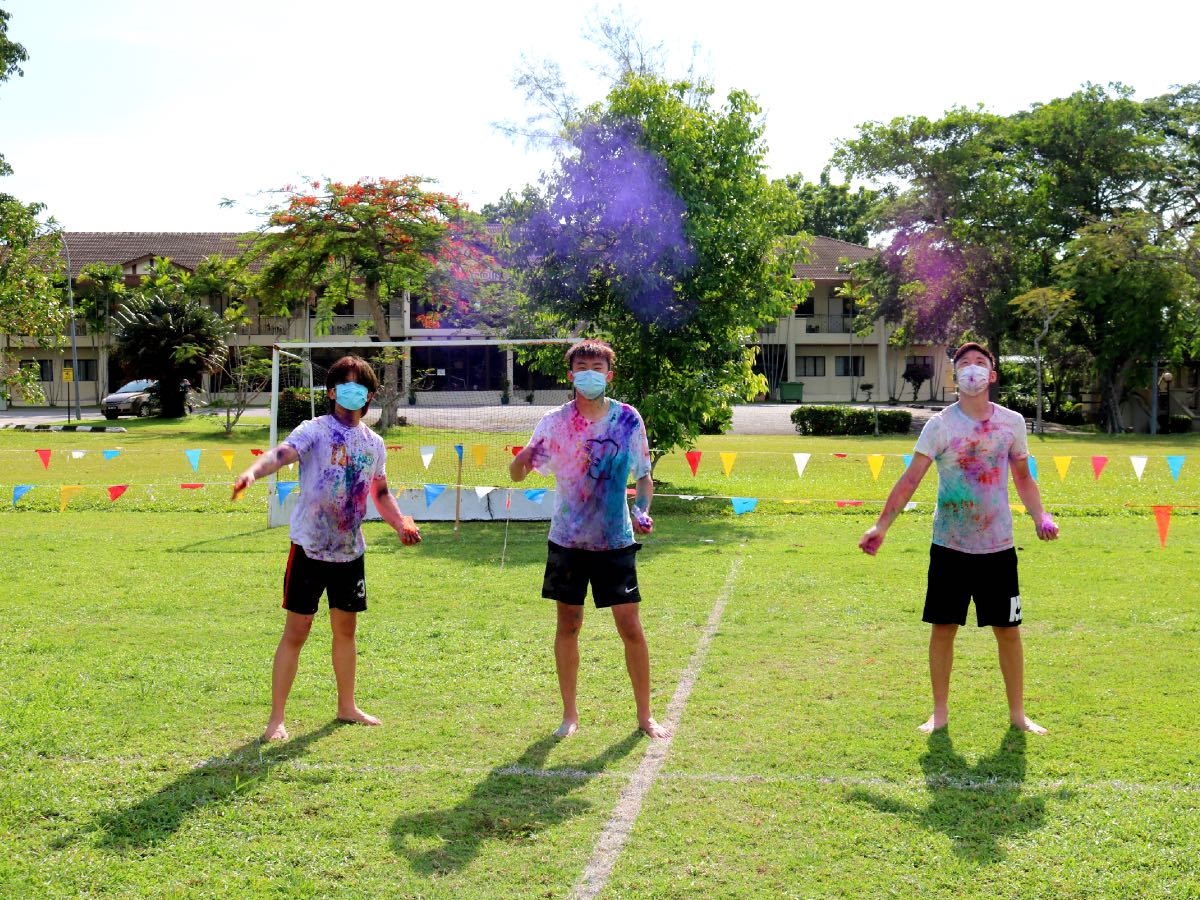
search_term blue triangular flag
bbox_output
[730,497,758,515]
[1028,455,1038,481]
[1167,456,1185,481]
[184,449,202,472]
[903,454,913,468]
[276,481,298,504]
[454,444,464,461]
[102,449,121,460]
[424,483,447,507]
[13,485,33,505]
[523,488,548,504]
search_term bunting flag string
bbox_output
[180,483,204,490]
[107,485,128,502]
[1167,456,1185,482]
[184,449,202,472]
[1131,456,1148,480]
[510,445,524,457]
[904,501,919,512]
[71,450,87,460]
[474,486,495,499]
[1053,456,1072,482]
[1153,505,1173,547]
[867,455,885,482]
[419,446,435,469]
[685,450,702,476]
[1011,503,1026,515]
[1028,456,1038,482]
[903,454,913,468]
[59,485,82,511]
[1091,456,1108,480]
[472,445,487,466]
[730,497,757,515]
[454,444,464,462]
[523,488,548,504]
[13,484,33,505]
[221,451,235,471]
[250,449,264,456]
[720,452,737,476]
[103,449,122,460]
[36,449,51,470]
[423,483,446,507]
[276,481,298,504]
[793,452,810,479]
[836,500,863,508]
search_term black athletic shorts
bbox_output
[923,543,1022,628]
[542,540,642,608]
[282,543,367,615]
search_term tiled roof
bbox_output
[794,235,877,282]
[60,232,254,277]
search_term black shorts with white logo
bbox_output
[282,543,367,615]
[923,543,1022,628]
[542,540,642,608]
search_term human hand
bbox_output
[859,525,886,556]
[397,514,422,546]
[1035,513,1059,541]
[232,471,255,500]
[632,506,653,535]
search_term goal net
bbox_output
[265,338,573,527]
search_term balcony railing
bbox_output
[800,314,854,334]
[234,316,295,337]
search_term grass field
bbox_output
[1,418,1198,897]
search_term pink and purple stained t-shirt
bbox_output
[914,402,1030,554]
[282,415,386,562]
[527,400,652,551]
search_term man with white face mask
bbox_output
[859,342,1058,735]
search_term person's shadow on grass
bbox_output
[57,721,339,852]
[390,731,642,875]
[848,727,1050,863]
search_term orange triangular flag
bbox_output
[1053,456,1072,482]
[36,449,51,469]
[108,485,128,502]
[720,452,737,476]
[59,485,83,511]
[1091,456,1108,480]
[472,444,487,466]
[867,455,885,481]
[220,450,235,471]
[1153,505,1172,547]
[685,450,701,476]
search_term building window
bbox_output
[795,355,825,378]
[794,295,815,317]
[20,359,53,381]
[74,359,98,382]
[906,355,934,371]
[835,355,865,377]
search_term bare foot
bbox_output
[639,718,671,740]
[262,720,289,742]
[918,715,948,733]
[1012,716,1048,735]
[336,708,382,727]
[554,718,579,738]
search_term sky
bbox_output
[2,0,1198,232]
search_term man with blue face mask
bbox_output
[510,339,668,740]
[859,342,1059,736]
[232,356,421,741]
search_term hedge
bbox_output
[790,405,913,436]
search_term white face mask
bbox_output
[956,364,991,396]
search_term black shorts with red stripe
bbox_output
[283,543,367,615]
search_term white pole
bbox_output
[269,345,280,491]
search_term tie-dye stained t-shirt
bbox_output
[527,400,653,551]
[914,402,1030,554]
[282,415,386,562]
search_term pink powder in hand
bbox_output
[1039,513,1058,537]
[632,505,652,530]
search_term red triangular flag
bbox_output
[1153,505,1172,547]
[511,445,524,457]
[180,483,204,489]
[836,500,864,508]
[107,485,128,502]
[250,449,264,456]
[36,449,51,469]
[685,450,701,476]
[1091,456,1108,481]
[833,453,848,459]
[386,445,403,450]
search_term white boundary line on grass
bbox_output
[571,553,745,900]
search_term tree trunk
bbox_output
[1099,366,1129,434]
[364,282,397,432]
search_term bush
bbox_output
[790,405,912,436]
[1163,414,1195,434]
[278,386,325,430]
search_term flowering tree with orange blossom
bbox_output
[245,176,496,430]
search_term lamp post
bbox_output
[56,229,83,422]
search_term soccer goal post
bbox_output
[265,338,574,528]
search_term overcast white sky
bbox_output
[2,0,1198,231]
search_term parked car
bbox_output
[102,379,159,419]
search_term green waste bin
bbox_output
[779,382,805,402]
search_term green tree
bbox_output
[769,168,878,244]
[244,177,494,431]
[112,261,232,417]
[517,73,808,458]
[1,6,29,178]
[1008,287,1076,434]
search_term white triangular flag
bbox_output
[1131,456,1148,481]
[474,486,496,499]
[420,446,436,470]
[904,501,918,512]
[793,452,811,479]
[71,450,86,460]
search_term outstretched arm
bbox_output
[509,439,546,483]
[372,475,421,545]
[859,453,933,555]
[1011,457,1058,540]
[632,474,654,534]
[231,445,300,498]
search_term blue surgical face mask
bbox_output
[572,369,608,400]
[335,381,370,411]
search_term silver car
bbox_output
[102,379,158,419]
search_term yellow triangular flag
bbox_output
[60,485,83,512]
[867,454,885,482]
[1053,456,1072,482]
[472,444,487,466]
[720,452,737,476]
[1010,503,1026,515]
[221,450,235,471]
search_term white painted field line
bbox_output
[572,553,745,900]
